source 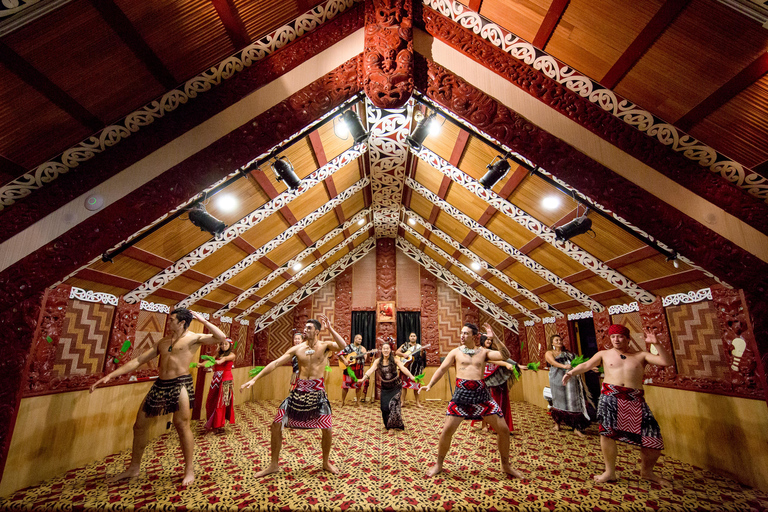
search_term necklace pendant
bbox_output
[168,345,172,353]
[620,354,626,360]
[305,349,315,355]
[459,346,476,356]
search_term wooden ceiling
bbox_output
[1,0,767,331]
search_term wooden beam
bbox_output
[89,0,177,90]
[601,0,690,89]
[0,41,102,132]
[533,0,569,50]
[0,154,26,185]
[518,207,578,255]
[467,0,482,12]
[676,52,768,132]
[209,0,251,50]
[754,158,768,176]
[448,129,470,166]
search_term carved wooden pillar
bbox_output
[254,327,269,366]
[294,297,312,333]
[376,239,396,343]
[639,298,676,383]
[364,0,414,109]
[335,268,353,343]
[104,298,140,374]
[505,329,521,363]
[519,327,529,365]
[712,285,764,396]
[555,317,571,352]
[593,309,611,350]
[460,297,478,327]
[420,267,440,366]
[245,321,256,367]
[534,322,546,363]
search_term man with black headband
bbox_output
[420,322,520,478]
[565,324,673,485]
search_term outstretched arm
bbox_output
[643,327,674,367]
[419,350,455,394]
[240,349,294,391]
[216,352,237,365]
[563,351,603,385]
[544,350,570,370]
[191,311,226,346]
[90,345,159,392]
[395,358,416,381]
[483,323,511,360]
[360,358,380,383]
[318,313,347,352]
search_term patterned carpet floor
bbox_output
[1,400,767,511]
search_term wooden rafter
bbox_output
[209,0,251,50]
[532,0,569,50]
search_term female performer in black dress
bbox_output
[360,342,415,430]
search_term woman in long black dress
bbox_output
[360,342,415,430]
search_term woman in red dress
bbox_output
[205,337,236,431]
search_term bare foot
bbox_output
[106,467,139,484]
[593,470,617,483]
[425,464,443,477]
[255,464,280,478]
[641,471,672,487]
[323,462,340,475]
[574,429,585,438]
[416,402,424,408]
[340,402,345,407]
[181,470,195,487]
[501,462,523,479]
[552,424,560,432]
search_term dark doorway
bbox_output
[396,311,421,350]
[576,318,600,405]
[350,311,376,351]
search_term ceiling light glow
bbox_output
[542,196,561,210]
[357,218,365,225]
[408,217,416,225]
[216,194,238,213]
[470,261,481,271]
[292,262,302,271]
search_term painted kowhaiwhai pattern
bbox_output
[667,302,727,380]
[53,301,114,377]
[132,310,167,370]
[436,280,463,358]
[267,315,294,362]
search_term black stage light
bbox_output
[272,156,301,189]
[188,203,226,236]
[341,109,370,145]
[479,155,511,188]
[554,215,593,241]
[406,112,436,150]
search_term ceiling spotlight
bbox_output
[667,253,680,269]
[554,214,593,241]
[408,217,416,225]
[188,203,227,237]
[479,154,511,189]
[428,115,443,136]
[216,193,238,213]
[357,218,365,225]
[470,261,481,271]
[292,262,302,271]
[542,196,561,210]
[406,112,437,151]
[271,156,301,190]
[334,117,349,139]
[341,109,370,145]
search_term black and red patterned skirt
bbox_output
[446,379,501,420]
[274,378,332,429]
[597,383,663,449]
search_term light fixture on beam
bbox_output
[554,211,593,241]
[188,203,226,237]
[341,109,370,145]
[479,154,511,189]
[271,156,301,189]
[406,112,437,150]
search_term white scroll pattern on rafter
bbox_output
[567,311,593,321]
[0,0,358,210]
[215,208,370,317]
[193,311,210,320]
[607,302,639,315]
[140,300,170,314]
[413,147,656,304]
[401,222,540,321]
[176,177,369,309]
[220,316,233,324]
[397,238,518,332]
[251,237,376,330]
[662,288,712,307]
[239,319,249,325]
[541,317,556,324]
[69,287,118,306]
[423,0,768,204]
[403,206,562,317]
[367,101,411,238]
[237,223,372,319]
[124,146,366,304]
[524,320,535,327]
[406,177,603,311]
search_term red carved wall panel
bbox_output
[505,329,521,364]
[104,299,140,376]
[334,269,353,365]
[593,310,611,351]
[363,0,414,109]
[555,318,571,352]
[639,299,677,384]
[376,239,396,345]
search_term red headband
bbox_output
[607,324,630,337]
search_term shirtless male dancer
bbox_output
[419,322,521,478]
[241,313,346,476]
[90,308,225,486]
[564,324,673,486]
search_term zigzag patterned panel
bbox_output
[544,323,560,349]
[267,314,293,362]
[311,280,337,335]
[609,313,644,352]
[132,310,166,370]
[436,280,463,358]
[477,311,503,347]
[53,301,114,377]
[667,302,728,380]
[525,325,541,364]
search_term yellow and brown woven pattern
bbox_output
[2,401,766,511]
